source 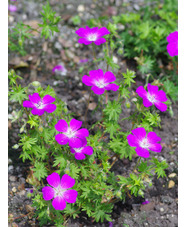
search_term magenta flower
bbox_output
[75,26,110,45]
[166,31,178,57]
[70,138,93,160]
[82,69,119,95]
[136,83,168,112]
[142,200,150,205]
[55,118,89,148]
[127,127,162,158]
[8,4,17,12]
[52,64,67,74]
[42,173,78,210]
[23,93,56,116]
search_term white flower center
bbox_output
[54,186,66,198]
[88,33,97,41]
[95,80,106,88]
[35,101,45,109]
[147,93,156,103]
[73,148,82,153]
[65,128,76,138]
[140,138,149,149]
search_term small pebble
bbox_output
[9,176,16,182]
[77,5,85,12]
[12,187,17,193]
[168,180,175,188]
[168,173,177,178]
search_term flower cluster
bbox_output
[21,25,170,214]
[55,118,93,159]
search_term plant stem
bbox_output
[92,43,98,69]
[134,156,141,172]
[84,90,92,127]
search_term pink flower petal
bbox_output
[127,134,140,147]
[55,133,69,145]
[104,83,119,91]
[156,90,168,102]
[78,38,92,45]
[154,102,167,112]
[42,95,55,104]
[63,190,78,203]
[91,86,105,95]
[97,27,110,37]
[94,37,107,45]
[29,93,41,103]
[23,100,35,108]
[135,147,150,158]
[75,153,86,160]
[47,172,61,188]
[89,69,104,79]
[61,174,76,189]
[43,104,56,113]
[142,97,153,108]
[55,119,68,132]
[167,42,178,57]
[75,27,89,37]
[167,31,178,43]
[69,137,83,148]
[103,71,116,83]
[131,127,146,141]
[82,75,95,86]
[70,119,82,132]
[42,186,55,200]
[136,86,148,99]
[31,108,45,116]
[82,146,93,155]
[148,143,162,153]
[52,65,64,73]
[76,128,89,138]
[147,84,159,96]
[147,132,161,143]
[52,196,66,210]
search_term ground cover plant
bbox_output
[8,1,178,226]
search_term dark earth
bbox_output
[8,0,178,226]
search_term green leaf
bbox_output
[103,100,122,121]
[9,85,27,104]
[33,161,48,181]
[19,135,38,151]
[122,69,136,87]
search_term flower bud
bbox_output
[116,190,122,198]
[38,126,43,133]
[138,189,144,197]
[12,144,19,149]
[125,101,131,108]
[18,39,23,47]
[32,81,41,87]
[117,48,124,55]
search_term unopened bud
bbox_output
[116,190,122,198]
[38,126,43,133]
[18,39,23,47]
[138,189,144,197]
[32,81,41,87]
[125,101,131,108]
[117,48,124,55]
[12,144,19,149]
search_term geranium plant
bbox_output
[8,7,174,226]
